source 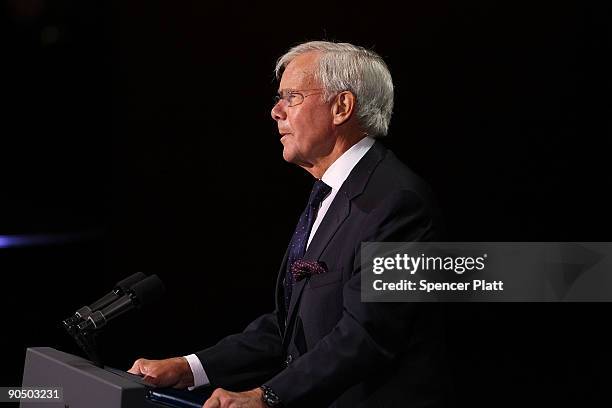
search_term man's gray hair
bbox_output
[275,41,394,137]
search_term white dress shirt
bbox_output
[185,136,376,389]
[307,136,375,249]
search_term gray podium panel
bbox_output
[21,347,163,408]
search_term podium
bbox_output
[21,347,200,408]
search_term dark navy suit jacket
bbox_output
[196,141,450,407]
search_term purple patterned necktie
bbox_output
[284,179,332,311]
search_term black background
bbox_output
[1,0,610,407]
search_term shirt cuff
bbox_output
[184,354,210,389]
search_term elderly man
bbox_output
[129,41,448,408]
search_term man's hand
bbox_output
[203,387,264,408]
[127,357,194,389]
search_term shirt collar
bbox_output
[321,136,376,191]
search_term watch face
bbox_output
[267,394,280,405]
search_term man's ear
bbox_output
[332,91,356,126]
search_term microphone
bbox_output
[77,274,165,331]
[62,272,147,328]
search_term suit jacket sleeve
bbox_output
[195,310,284,390]
[264,189,438,407]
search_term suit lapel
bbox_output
[283,192,351,339]
[304,192,351,261]
[281,141,388,342]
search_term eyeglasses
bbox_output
[273,89,325,107]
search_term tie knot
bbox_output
[308,180,332,209]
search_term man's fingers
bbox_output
[141,375,160,387]
[204,389,226,408]
[203,397,220,408]
[127,357,192,389]
[127,358,146,375]
[202,388,262,408]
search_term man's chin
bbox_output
[281,142,295,162]
[282,149,296,164]
[281,145,312,168]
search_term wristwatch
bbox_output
[260,385,283,407]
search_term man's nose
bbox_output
[271,101,286,121]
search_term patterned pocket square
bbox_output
[290,260,328,282]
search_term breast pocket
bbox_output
[306,267,343,289]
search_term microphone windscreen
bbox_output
[130,275,165,307]
[116,272,147,292]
